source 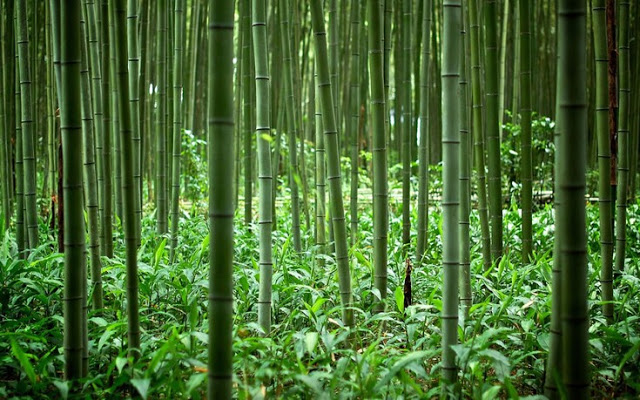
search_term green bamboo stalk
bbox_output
[294,25,311,235]
[416,0,431,264]
[100,0,114,257]
[271,80,283,232]
[4,2,16,214]
[170,0,185,262]
[0,10,11,234]
[280,0,301,252]
[468,0,491,269]
[46,2,56,236]
[79,14,103,312]
[349,0,360,245]
[207,1,235,396]
[16,0,39,250]
[50,0,64,252]
[128,0,142,247]
[84,0,105,267]
[311,0,354,327]
[614,0,630,272]
[0,38,8,233]
[189,2,202,132]
[520,0,532,262]
[484,0,502,261]
[329,0,338,130]
[558,1,589,397]
[166,0,175,208]
[383,0,392,146]
[253,0,274,333]
[511,1,520,120]
[314,64,327,268]
[143,0,155,202]
[369,0,389,311]
[498,0,509,132]
[60,0,86,379]
[14,56,25,255]
[138,0,149,211]
[441,0,461,383]
[156,0,168,235]
[543,54,563,400]
[114,0,141,358]
[109,3,122,222]
[593,0,613,322]
[401,0,411,253]
[242,0,253,226]
[459,0,472,319]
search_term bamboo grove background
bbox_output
[0,0,639,398]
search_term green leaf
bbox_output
[148,338,173,376]
[115,357,128,374]
[311,297,327,314]
[191,331,209,345]
[199,234,210,263]
[131,378,151,400]
[53,380,69,399]
[482,385,502,400]
[374,351,436,391]
[294,374,325,397]
[154,238,167,268]
[478,349,511,380]
[186,373,206,396]
[90,317,108,327]
[305,332,319,354]
[394,286,404,314]
[615,338,640,379]
[10,339,36,385]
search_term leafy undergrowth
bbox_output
[1,200,639,399]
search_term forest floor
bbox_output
[1,199,639,398]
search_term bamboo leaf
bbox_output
[394,286,404,314]
[10,339,36,385]
[130,378,151,400]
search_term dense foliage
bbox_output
[1,165,639,398]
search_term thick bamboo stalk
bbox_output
[593,0,614,322]
[558,1,589,396]
[60,0,86,379]
[100,0,114,257]
[207,0,235,397]
[253,0,275,333]
[459,0,472,319]
[14,56,25,255]
[16,0,39,250]
[484,0,503,261]
[614,0,630,272]
[468,0,491,269]
[79,14,103,312]
[113,0,141,358]
[127,0,142,246]
[280,0,301,252]
[156,0,168,235]
[170,0,185,262]
[311,0,354,328]
[349,0,360,245]
[242,0,253,226]
[441,0,461,383]
[520,0,532,262]
[314,64,327,268]
[401,0,412,253]
[416,0,432,264]
[368,0,389,312]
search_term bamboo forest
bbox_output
[2,0,640,398]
